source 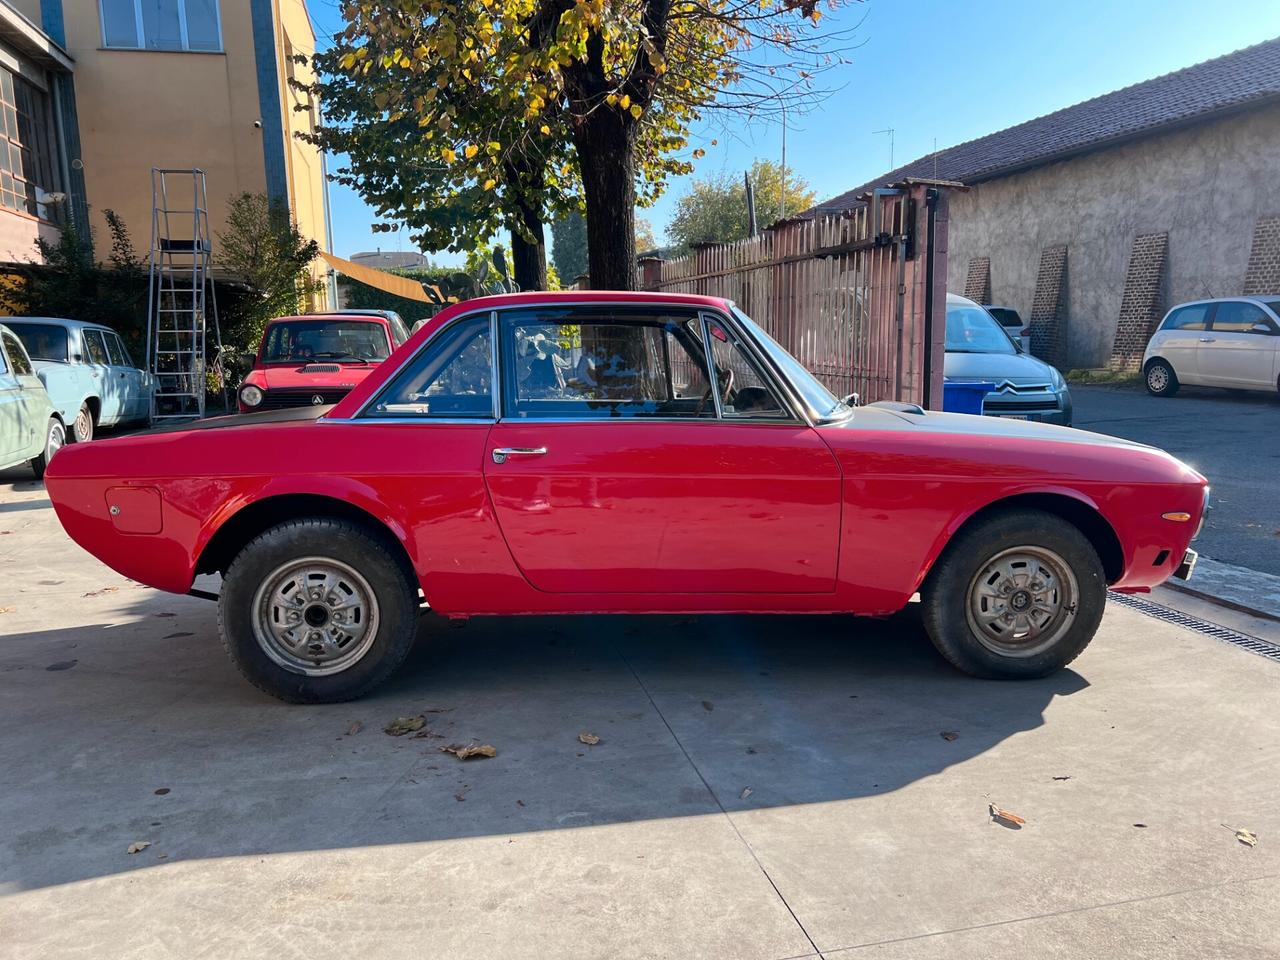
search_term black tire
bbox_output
[29,418,65,480]
[218,518,419,703]
[71,402,94,443]
[1144,359,1179,397]
[921,509,1106,679]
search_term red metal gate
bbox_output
[640,181,950,409]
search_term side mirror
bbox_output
[842,392,860,407]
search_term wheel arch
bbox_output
[922,491,1125,588]
[195,493,423,600]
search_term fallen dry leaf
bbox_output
[740,787,753,800]
[384,716,425,736]
[0,606,15,615]
[154,788,170,796]
[154,612,177,618]
[989,803,1027,826]
[940,731,959,742]
[126,841,150,855]
[1223,824,1258,847]
[702,700,714,712]
[82,587,119,598]
[578,732,600,745]
[347,721,363,737]
[441,743,496,760]
[45,660,77,672]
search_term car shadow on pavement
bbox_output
[0,587,1087,893]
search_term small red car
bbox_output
[236,311,411,412]
[46,292,1208,703]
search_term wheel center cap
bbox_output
[303,603,330,628]
[1009,590,1032,611]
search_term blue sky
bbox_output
[308,0,1280,265]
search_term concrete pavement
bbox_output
[2,469,1279,958]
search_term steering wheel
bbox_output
[694,366,734,417]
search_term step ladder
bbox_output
[145,169,225,420]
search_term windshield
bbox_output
[262,319,390,363]
[6,322,69,361]
[731,307,846,420]
[946,303,1016,355]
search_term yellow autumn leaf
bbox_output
[442,148,456,163]
[620,94,631,110]
[482,178,497,190]
[540,125,551,135]
[464,144,479,159]
[606,94,618,106]
[630,104,643,119]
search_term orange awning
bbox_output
[319,251,433,304]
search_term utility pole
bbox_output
[873,127,896,169]
[744,171,758,237]
[779,100,788,222]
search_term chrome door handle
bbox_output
[1199,337,1216,343]
[491,446,547,464]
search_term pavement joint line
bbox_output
[614,644,827,960]
[815,871,1280,955]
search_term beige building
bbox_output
[2,0,331,298]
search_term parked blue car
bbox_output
[4,318,153,442]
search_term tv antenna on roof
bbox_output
[873,127,895,169]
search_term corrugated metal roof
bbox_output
[804,37,1280,218]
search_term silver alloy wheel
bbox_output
[73,406,93,442]
[965,545,1079,658]
[1147,365,1168,392]
[251,556,380,676]
[46,420,64,461]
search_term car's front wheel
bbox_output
[29,417,65,480]
[218,518,419,703]
[921,509,1106,679]
[1145,359,1179,396]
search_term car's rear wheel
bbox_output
[1145,359,1179,396]
[71,402,94,443]
[218,518,418,703]
[29,418,65,480]
[921,509,1106,679]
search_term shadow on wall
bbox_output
[0,579,1087,893]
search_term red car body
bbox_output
[236,312,408,412]
[47,291,1207,621]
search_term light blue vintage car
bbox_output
[4,318,153,442]
[0,322,64,478]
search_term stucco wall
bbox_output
[945,103,1280,369]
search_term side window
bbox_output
[364,315,492,418]
[83,329,108,364]
[1211,301,1275,334]
[501,309,715,420]
[104,332,127,366]
[2,332,32,375]
[1161,305,1210,331]
[115,335,136,367]
[389,316,411,345]
[702,318,790,419]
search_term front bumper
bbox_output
[1173,548,1198,581]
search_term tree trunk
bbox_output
[573,108,638,290]
[509,215,547,291]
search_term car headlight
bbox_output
[239,384,264,407]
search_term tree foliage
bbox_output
[311,0,850,290]
[217,193,323,354]
[667,160,816,251]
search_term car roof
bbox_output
[270,313,390,323]
[1,316,117,332]
[1167,296,1280,309]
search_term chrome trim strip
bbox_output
[698,314,726,420]
[317,417,495,425]
[489,310,501,421]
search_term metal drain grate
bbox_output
[1108,591,1280,663]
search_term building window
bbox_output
[100,0,223,52]
[0,68,61,220]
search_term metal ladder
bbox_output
[145,168,225,420]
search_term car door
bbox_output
[103,331,146,421]
[0,329,38,461]
[80,328,126,424]
[1147,303,1212,384]
[482,306,843,595]
[0,333,18,464]
[1196,300,1278,388]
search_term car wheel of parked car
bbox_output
[72,402,94,443]
[921,509,1106,679]
[29,418,65,480]
[218,517,419,703]
[1144,359,1179,397]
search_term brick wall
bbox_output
[1108,232,1168,370]
[1243,216,1280,295]
[963,257,991,303]
[1028,245,1068,368]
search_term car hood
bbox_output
[835,403,1146,449]
[943,351,1058,384]
[253,363,380,390]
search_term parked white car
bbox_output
[0,322,64,477]
[1142,297,1280,396]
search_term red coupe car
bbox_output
[236,311,411,412]
[45,292,1207,703]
